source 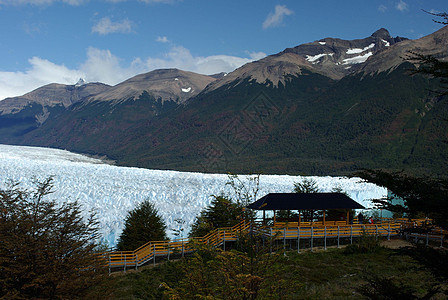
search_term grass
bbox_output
[84,240,448,299]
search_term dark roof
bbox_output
[247,193,365,210]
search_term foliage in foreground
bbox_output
[116,200,167,251]
[0,178,106,299]
[87,240,448,299]
[357,169,448,230]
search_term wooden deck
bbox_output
[101,218,438,272]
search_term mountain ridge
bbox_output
[1,26,447,176]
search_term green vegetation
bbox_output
[0,178,106,299]
[190,195,242,237]
[116,200,167,251]
[85,243,448,299]
[357,169,448,230]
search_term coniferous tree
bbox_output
[116,200,167,251]
[0,177,104,299]
[190,195,242,237]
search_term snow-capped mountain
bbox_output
[203,28,407,92]
[0,144,386,247]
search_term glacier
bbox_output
[0,144,386,247]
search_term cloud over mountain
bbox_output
[0,46,266,101]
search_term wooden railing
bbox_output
[102,218,434,272]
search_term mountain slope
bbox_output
[86,68,216,104]
[6,27,448,176]
[0,81,110,140]
[204,28,406,93]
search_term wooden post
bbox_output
[388,224,391,240]
[153,244,156,266]
[273,210,276,224]
[323,210,326,226]
[263,210,266,225]
[136,253,138,270]
[223,230,226,251]
[298,211,301,226]
[346,210,350,225]
[297,226,300,253]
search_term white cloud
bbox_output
[144,46,266,75]
[262,5,294,29]
[0,57,84,100]
[92,17,133,35]
[396,0,408,12]
[378,4,387,13]
[156,36,170,43]
[0,46,266,100]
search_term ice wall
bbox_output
[0,144,386,247]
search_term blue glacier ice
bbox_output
[0,144,386,247]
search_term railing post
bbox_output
[324,226,327,250]
[350,226,353,244]
[223,230,226,251]
[388,224,391,240]
[182,239,185,257]
[167,243,170,261]
[376,225,378,240]
[124,253,126,273]
[135,253,138,271]
[270,227,273,254]
[283,228,286,252]
[108,254,111,275]
[337,226,340,248]
[441,229,444,248]
[426,233,429,246]
[153,244,156,266]
[311,225,314,252]
[297,226,300,253]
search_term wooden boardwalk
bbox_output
[102,218,436,272]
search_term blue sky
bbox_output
[0,0,446,100]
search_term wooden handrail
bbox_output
[103,217,432,271]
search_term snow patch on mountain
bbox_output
[346,43,375,54]
[342,52,373,65]
[0,144,386,247]
[75,78,88,87]
[381,39,390,47]
[181,87,192,93]
[306,53,334,64]
[319,41,326,45]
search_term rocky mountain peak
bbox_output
[204,28,408,93]
[75,78,87,87]
[87,68,217,104]
[371,28,391,39]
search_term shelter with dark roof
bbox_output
[247,193,365,225]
